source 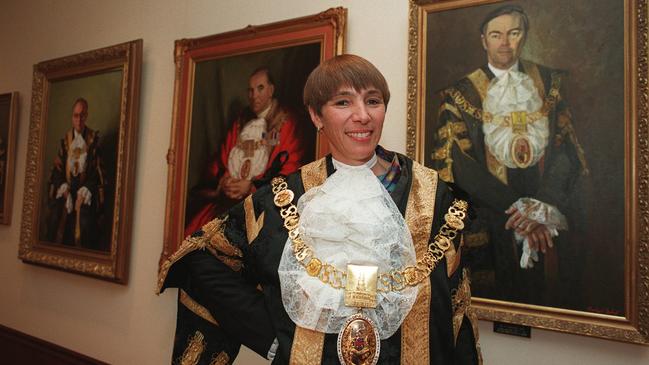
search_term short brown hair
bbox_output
[480,5,529,37]
[303,54,390,115]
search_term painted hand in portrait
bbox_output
[182,54,320,238]
[427,3,597,313]
[45,98,107,250]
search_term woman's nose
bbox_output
[352,103,371,123]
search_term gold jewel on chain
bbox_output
[271,176,468,293]
[272,175,467,365]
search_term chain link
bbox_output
[271,176,467,292]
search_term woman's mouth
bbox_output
[346,131,372,140]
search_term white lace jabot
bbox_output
[277,163,418,339]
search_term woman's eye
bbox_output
[367,98,383,106]
[334,99,350,106]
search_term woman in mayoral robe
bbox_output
[158,54,482,365]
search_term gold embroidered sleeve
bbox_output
[452,269,483,363]
[177,331,206,365]
[436,121,467,139]
[244,195,265,243]
[445,238,462,278]
[444,88,483,120]
[439,102,462,119]
[180,289,218,326]
[209,351,230,365]
[543,70,589,178]
[556,109,590,176]
[157,217,243,293]
[432,90,477,183]
[206,218,243,272]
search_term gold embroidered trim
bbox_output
[435,83,480,184]
[557,109,590,175]
[486,148,508,184]
[244,195,265,243]
[180,289,218,326]
[432,138,471,161]
[300,157,328,191]
[290,326,325,365]
[437,121,467,139]
[288,159,328,364]
[482,110,546,126]
[156,217,228,294]
[213,252,243,272]
[207,219,243,272]
[446,243,461,278]
[446,88,483,120]
[521,60,546,99]
[431,147,446,161]
[452,269,472,344]
[210,232,242,258]
[439,102,462,119]
[406,162,438,258]
[452,269,483,363]
[538,69,588,176]
[456,139,472,153]
[401,162,438,364]
[402,279,431,365]
[209,351,230,365]
[438,166,453,183]
[466,68,490,101]
[266,99,288,133]
[432,147,446,161]
[179,331,206,365]
[541,72,561,114]
[432,119,473,183]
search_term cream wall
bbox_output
[0,1,647,364]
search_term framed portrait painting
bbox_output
[160,8,347,264]
[19,40,142,283]
[408,0,649,343]
[0,92,19,225]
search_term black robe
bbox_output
[431,60,588,308]
[158,152,481,364]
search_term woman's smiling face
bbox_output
[309,86,386,166]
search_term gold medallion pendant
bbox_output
[509,110,534,168]
[337,313,380,365]
[269,177,468,364]
[345,264,378,308]
[337,264,381,365]
[511,134,534,168]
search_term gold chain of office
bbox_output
[270,176,468,292]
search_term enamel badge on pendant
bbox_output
[338,264,381,365]
[337,313,381,365]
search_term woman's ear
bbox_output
[308,106,323,130]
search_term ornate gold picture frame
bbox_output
[19,40,142,284]
[0,92,19,225]
[161,8,347,264]
[408,0,649,343]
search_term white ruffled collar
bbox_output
[277,165,417,339]
[331,152,378,171]
[488,61,519,78]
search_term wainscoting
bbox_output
[0,325,107,365]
